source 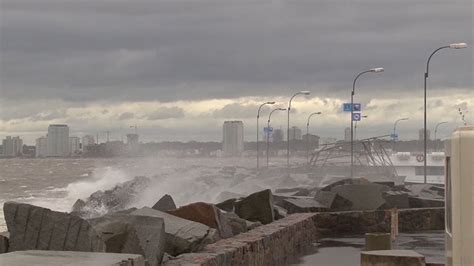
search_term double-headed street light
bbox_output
[257,101,275,169]
[434,121,448,152]
[267,108,286,168]
[306,112,322,163]
[287,91,311,169]
[392,118,409,151]
[423,42,467,183]
[351,68,384,178]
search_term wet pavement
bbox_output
[290,231,444,266]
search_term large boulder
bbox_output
[0,232,9,254]
[234,189,274,225]
[279,198,328,214]
[131,207,219,256]
[215,191,244,203]
[71,176,151,218]
[383,191,410,209]
[220,212,248,235]
[167,202,233,239]
[88,214,166,266]
[152,194,177,212]
[331,184,387,211]
[3,202,104,252]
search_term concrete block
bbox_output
[365,233,391,251]
[0,233,8,254]
[361,250,426,266]
[152,194,176,212]
[0,250,144,266]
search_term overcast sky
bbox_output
[0,0,472,144]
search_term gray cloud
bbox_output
[118,112,134,120]
[1,0,471,104]
[145,107,185,120]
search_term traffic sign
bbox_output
[343,103,352,112]
[264,127,273,133]
[353,103,361,112]
[352,113,361,121]
[390,133,399,141]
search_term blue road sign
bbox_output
[390,133,399,141]
[352,113,361,121]
[353,103,361,112]
[264,127,273,133]
[343,103,352,112]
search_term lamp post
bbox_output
[306,112,322,163]
[434,121,448,152]
[351,68,384,178]
[287,91,310,169]
[267,108,287,168]
[423,42,467,183]
[392,118,409,151]
[257,101,275,169]
[354,115,368,141]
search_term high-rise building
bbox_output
[272,129,284,142]
[419,129,431,141]
[303,134,320,148]
[2,136,23,157]
[81,135,95,151]
[222,121,244,156]
[344,127,351,142]
[69,137,81,155]
[289,126,302,141]
[35,137,47,157]
[47,124,70,157]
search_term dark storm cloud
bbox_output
[145,106,185,120]
[0,0,472,103]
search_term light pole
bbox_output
[257,101,275,170]
[287,91,310,169]
[423,42,467,183]
[392,118,409,151]
[306,112,322,163]
[354,115,368,140]
[267,108,286,168]
[351,68,384,178]
[434,121,448,152]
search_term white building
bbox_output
[289,126,302,141]
[69,137,81,155]
[222,121,244,156]
[35,137,47,157]
[2,136,23,157]
[46,124,70,157]
[81,135,95,151]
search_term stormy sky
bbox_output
[0,0,472,144]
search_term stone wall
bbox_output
[398,207,444,232]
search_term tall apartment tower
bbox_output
[2,136,23,157]
[81,135,95,151]
[289,126,302,141]
[35,137,47,157]
[69,136,81,155]
[222,121,244,156]
[46,124,70,157]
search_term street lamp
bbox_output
[354,115,368,140]
[392,118,409,151]
[306,112,322,163]
[287,91,310,169]
[423,42,467,183]
[257,101,275,169]
[267,108,287,168]
[351,68,384,178]
[434,121,448,152]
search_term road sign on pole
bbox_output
[353,103,361,112]
[352,113,361,121]
[343,103,352,112]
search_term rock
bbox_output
[71,176,151,219]
[279,198,328,214]
[221,212,248,235]
[405,184,444,199]
[167,202,233,239]
[246,220,262,230]
[131,207,219,256]
[331,184,387,211]
[3,202,104,252]
[234,189,275,225]
[0,232,9,254]
[88,214,166,266]
[152,194,177,212]
[408,197,444,208]
[274,205,288,220]
[215,198,237,212]
[215,191,244,203]
[383,191,410,209]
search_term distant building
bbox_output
[35,137,47,157]
[418,128,431,141]
[222,121,244,156]
[303,134,320,149]
[344,127,351,142]
[47,124,70,157]
[273,128,284,142]
[289,126,302,141]
[320,137,337,145]
[69,137,81,155]
[2,136,23,157]
[81,135,95,151]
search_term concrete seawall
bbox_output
[164,208,444,265]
